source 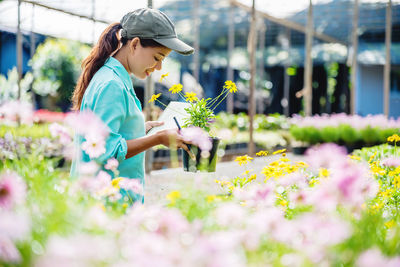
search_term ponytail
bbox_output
[71,22,122,111]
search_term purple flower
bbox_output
[180,127,212,151]
[0,172,26,210]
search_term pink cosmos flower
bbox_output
[0,210,31,263]
[0,100,33,125]
[305,143,348,170]
[119,178,143,195]
[79,170,111,194]
[36,234,117,267]
[65,110,108,140]
[0,172,26,210]
[0,237,21,263]
[104,158,119,171]
[356,248,400,267]
[381,157,400,168]
[49,123,72,145]
[79,162,100,176]
[214,203,246,227]
[180,127,212,151]
[81,135,106,159]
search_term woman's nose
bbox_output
[155,60,162,71]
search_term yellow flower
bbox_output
[223,80,237,93]
[309,178,320,186]
[111,177,123,189]
[385,220,395,228]
[279,199,288,207]
[296,161,309,168]
[159,72,169,82]
[249,174,257,181]
[242,170,250,175]
[166,190,181,203]
[393,176,400,188]
[256,150,268,156]
[387,134,400,143]
[235,155,254,166]
[349,155,361,161]
[368,151,378,163]
[379,188,394,198]
[319,168,330,177]
[369,202,384,213]
[206,195,216,203]
[273,149,287,155]
[148,93,161,103]
[370,162,386,175]
[169,83,183,94]
[184,92,198,102]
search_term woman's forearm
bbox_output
[125,133,161,159]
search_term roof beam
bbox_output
[231,0,346,45]
[21,0,110,24]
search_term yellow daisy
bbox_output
[169,84,183,94]
[273,148,287,155]
[184,92,198,102]
[223,80,238,93]
[235,155,254,166]
[159,72,169,82]
[148,93,161,103]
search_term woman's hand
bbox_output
[156,129,195,159]
[145,121,164,134]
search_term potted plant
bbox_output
[150,75,237,172]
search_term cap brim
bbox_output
[154,37,194,55]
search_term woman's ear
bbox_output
[129,37,140,53]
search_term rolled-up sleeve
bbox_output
[90,80,128,164]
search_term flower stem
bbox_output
[211,92,229,111]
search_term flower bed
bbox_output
[1,107,400,266]
[290,113,400,150]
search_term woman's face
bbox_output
[128,38,172,79]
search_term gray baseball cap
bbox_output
[120,8,194,55]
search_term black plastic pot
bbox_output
[182,137,220,172]
[292,146,309,155]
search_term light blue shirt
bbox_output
[70,57,146,203]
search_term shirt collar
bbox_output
[104,57,135,95]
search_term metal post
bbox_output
[248,0,256,155]
[384,0,392,117]
[350,0,359,115]
[17,0,23,100]
[193,0,200,83]
[145,0,154,174]
[227,2,235,113]
[283,29,291,117]
[303,0,313,116]
[257,19,266,114]
[30,5,35,58]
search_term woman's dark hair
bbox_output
[71,22,163,111]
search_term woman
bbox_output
[70,8,194,203]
